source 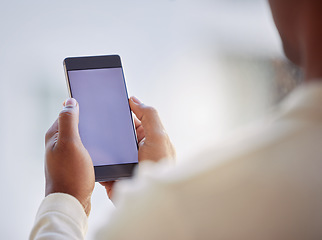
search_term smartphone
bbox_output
[63,55,138,182]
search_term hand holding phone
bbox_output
[101,96,176,200]
[64,55,175,182]
[45,98,95,216]
[44,54,176,211]
[45,95,176,211]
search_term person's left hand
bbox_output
[45,98,95,216]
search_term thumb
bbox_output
[129,96,164,134]
[58,98,80,142]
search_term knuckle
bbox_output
[153,129,169,143]
[55,139,81,156]
[144,106,158,115]
[58,137,79,149]
[158,129,168,138]
[59,109,74,120]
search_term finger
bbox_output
[133,115,142,130]
[99,181,114,188]
[100,181,116,199]
[132,114,145,142]
[58,98,80,142]
[136,125,145,142]
[45,119,59,144]
[129,96,164,135]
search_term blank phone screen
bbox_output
[68,67,138,166]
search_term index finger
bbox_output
[129,98,165,135]
[133,114,142,130]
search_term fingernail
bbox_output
[64,98,77,107]
[131,96,141,104]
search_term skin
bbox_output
[45,98,94,215]
[46,0,322,216]
[101,97,176,199]
[45,97,176,215]
[269,0,322,80]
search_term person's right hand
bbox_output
[101,96,176,199]
[130,96,176,163]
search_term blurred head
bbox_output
[268,0,322,67]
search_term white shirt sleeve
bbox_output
[95,164,192,240]
[29,161,190,240]
[29,83,322,240]
[29,193,88,240]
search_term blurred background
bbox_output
[0,0,302,239]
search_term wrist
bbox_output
[45,187,92,216]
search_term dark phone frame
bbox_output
[63,55,138,182]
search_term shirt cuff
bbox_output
[35,193,88,233]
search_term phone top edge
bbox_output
[64,55,122,71]
[64,54,120,60]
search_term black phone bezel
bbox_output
[63,55,138,182]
